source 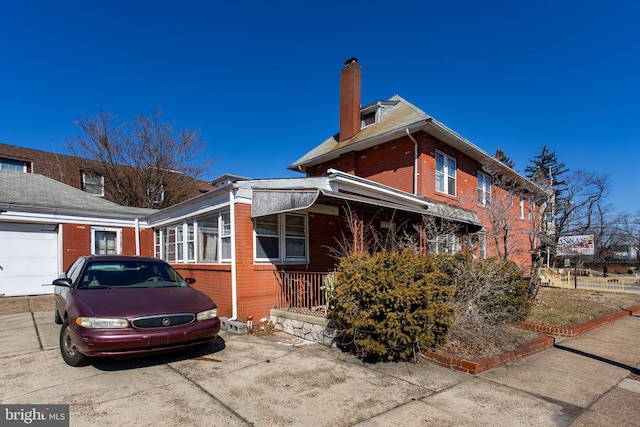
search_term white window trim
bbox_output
[435,151,456,196]
[519,199,525,219]
[154,212,228,264]
[220,212,232,262]
[91,227,121,255]
[477,171,491,206]
[254,213,308,264]
[0,157,30,172]
[82,172,105,197]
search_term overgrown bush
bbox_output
[329,250,454,362]
[436,253,534,358]
[437,253,532,324]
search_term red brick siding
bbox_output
[62,224,91,270]
[306,131,539,271]
[233,204,275,321]
[61,223,153,271]
[172,264,234,318]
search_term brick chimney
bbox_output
[339,57,362,142]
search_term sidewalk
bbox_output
[0,297,638,426]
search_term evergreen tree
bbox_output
[525,145,568,191]
[495,149,515,169]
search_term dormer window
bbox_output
[359,100,399,129]
[361,110,377,127]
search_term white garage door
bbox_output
[0,222,59,297]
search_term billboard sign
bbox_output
[557,235,595,256]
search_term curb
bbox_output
[420,304,640,375]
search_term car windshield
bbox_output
[78,260,188,289]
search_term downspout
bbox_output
[135,218,140,255]
[229,189,238,320]
[406,128,419,196]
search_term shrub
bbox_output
[329,250,454,361]
[437,253,532,324]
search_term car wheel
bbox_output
[54,308,63,325]
[60,319,89,367]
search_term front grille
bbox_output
[131,313,195,329]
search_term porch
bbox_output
[270,270,337,346]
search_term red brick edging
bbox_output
[518,304,640,338]
[422,335,554,375]
[420,304,640,375]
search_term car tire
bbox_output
[60,319,89,367]
[54,308,63,325]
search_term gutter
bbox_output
[229,188,238,321]
[405,128,419,196]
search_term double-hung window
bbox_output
[477,171,491,206]
[435,151,456,196]
[82,171,104,196]
[91,227,120,255]
[255,215,280,261]
[255,213,307,263]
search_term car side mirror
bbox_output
[53,278,73,287]
[185,277,196,285]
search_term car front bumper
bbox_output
[70,318,221,357]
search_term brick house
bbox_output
[0,59,549,325]
[148,59,549,322]
[0,170,155,296]
[290,59,551,270]
[0,142,214,208]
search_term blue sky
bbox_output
[1,1,639,213]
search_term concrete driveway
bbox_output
[1,296,639,426]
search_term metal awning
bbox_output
[251,189,320,217]
[250,188,482,229]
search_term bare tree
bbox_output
[555,170,610,238]
[67,109,211,208]
[614,211,640,263]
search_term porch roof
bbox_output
[250,188,483,229]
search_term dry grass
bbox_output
[439,287,640,360]
[527,287,640,328]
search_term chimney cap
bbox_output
[344,57,358,66]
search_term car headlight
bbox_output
[76,317,129,329]
[196,308,218,321]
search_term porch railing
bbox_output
[274,271,334,317]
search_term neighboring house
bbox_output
[0,142,215,208]
[612,245,639,262]
[0,170,155,296]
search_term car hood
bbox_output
[74,287,215,318]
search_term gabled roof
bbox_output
[289,95,428,170]
[0,170,155,218]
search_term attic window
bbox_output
[361,110,377,127]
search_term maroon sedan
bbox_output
[54,255,221,366]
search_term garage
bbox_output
[0,222,59,297]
